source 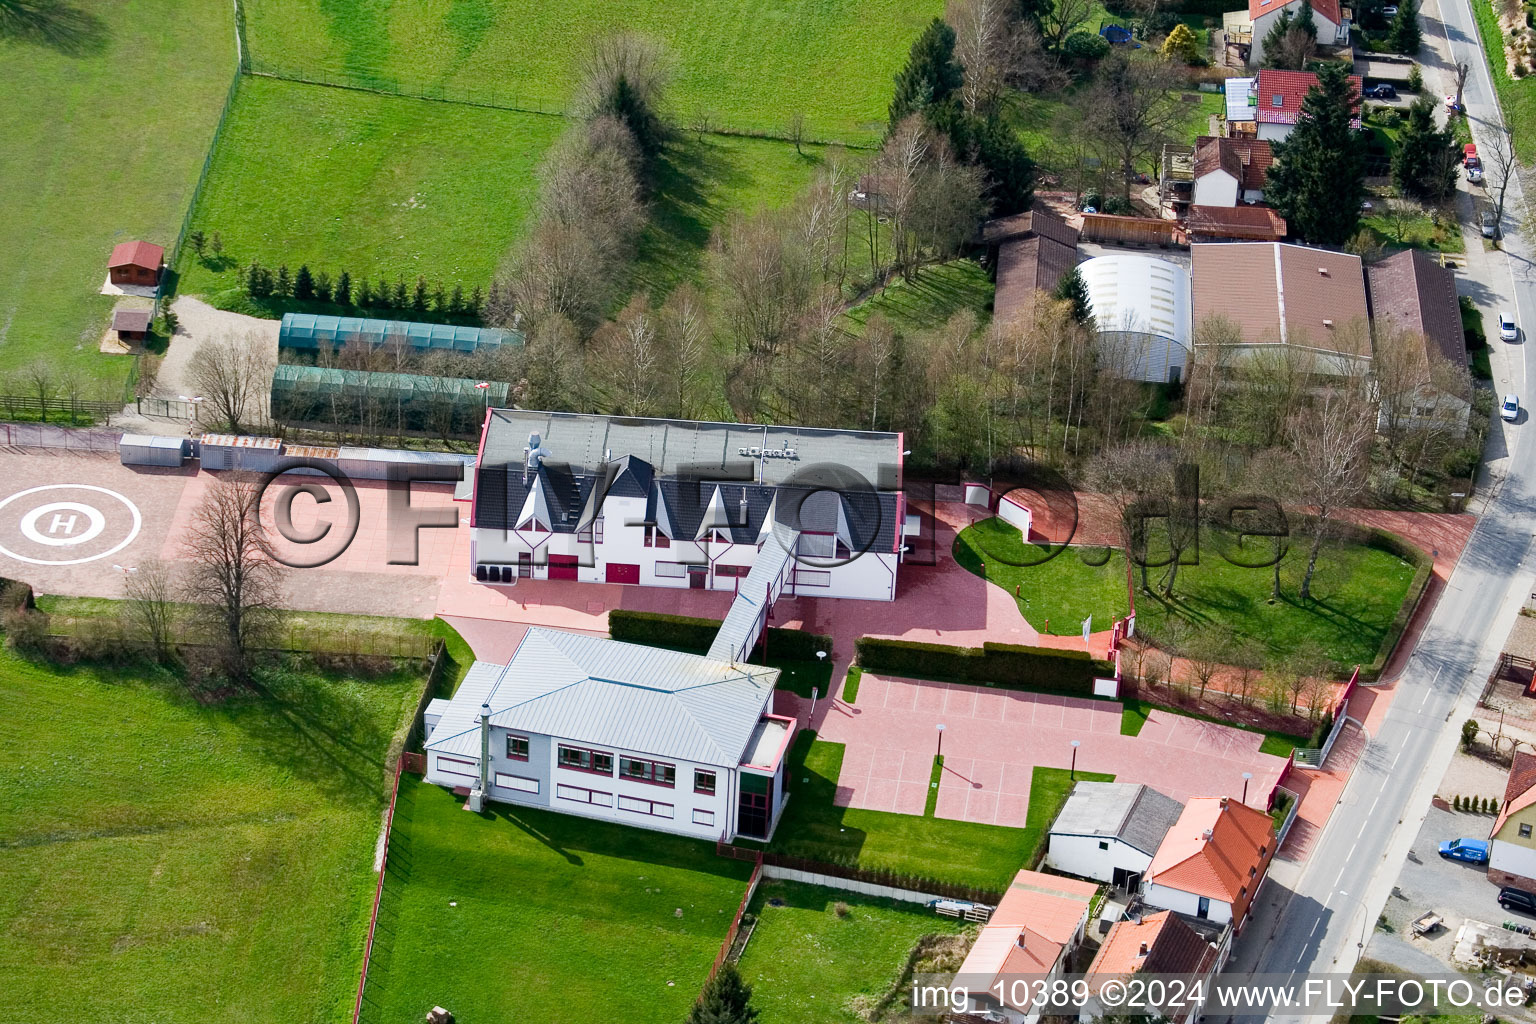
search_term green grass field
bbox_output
[956,517,1418,671]
[363,775,752,1024]
[0,0,235,387]
[177,77,833,314]
[1472,0,1536,163]
[240,0,941,141]
[736,880,970,1024]
[0,649,425,1023]
[844,259,995,334]
[763,731,1111,891]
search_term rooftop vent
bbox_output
[1318,266,1330,276]
[1322,318,1334,327]
[1138,942,1150,957]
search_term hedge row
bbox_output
[1358,526,1435,683]
[607,609,833,661]
[854,637,1115,694]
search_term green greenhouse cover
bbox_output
[278,313,522,352]
[271,363,510,403]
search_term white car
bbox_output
[1501,312,1519,342]
[1468,165,1485,184]
[1503,394,1521,422]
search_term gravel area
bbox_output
[158,296,278,406]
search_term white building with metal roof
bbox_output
[425,627,795,841]
[1078,255,1194,385]
[1046,781,1185,891]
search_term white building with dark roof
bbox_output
[469,410,907,613]
[1046,781,1186,891]
[425,627,794,841]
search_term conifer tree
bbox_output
[1264,63,1367,245]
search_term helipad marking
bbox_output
[0,484,143,565]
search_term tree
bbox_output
[1038,0,1095,54]
[658,283,710,419]
[122,558,176,661]
[575,32,670,165]
[314,270,333,303]
[1452,60,1470,112]
[210,231,223,260]
[948,0,1018,114]
[1286,382,1374,600]
[1053,266,1093,325]
[1161,22,1200,63]
[1081,53,1185,202]
[588,295,663,416]
[1387,0,1421,54]
[889,17,963,127]
[392,277,408,309]
[1392,94,1458,202]
[1264,63,1367,245]
[1484,116,1519,236]
[1261,3,1318,69]
[186,331,272,434]
[275,264,292,299]
[1184,629,1225,701]
[188,229,206,257]
[924,102,1036,215]
[787,111,806,155]
[687,963,759,1024]
[182,474,286,683]
[412,275,429,314]
[293,264,315,302]
[873,116,986,281]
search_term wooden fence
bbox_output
[352,757,405,1024]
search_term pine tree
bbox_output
[413,276,429,314]
[1454,795,1463,811]
[1054,266,1093,325]
[336,270,353,306]
[448,283,465,316]
[293,264,315,302]
[433,283,448,315]
[889,17,963,128]
[687,964,759,1024]
[1264,63,1367,245]
[1392,94,1456,201]
[245,261,269,298]
[275,264,293,299]
[188,230,206,257]
[1387,0,1421,55]
[314,270,333,303]
[469,285,484,317]
[376,276,392,309]
[210,231,223,259]
[393,277,409,310]
[356,279,373,308]
[1161,23,1200,64]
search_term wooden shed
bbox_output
[107,240,164,287]
[112,309,152,342]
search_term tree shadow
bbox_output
[0,0,109,56]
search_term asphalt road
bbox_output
[1244,0,1536,1011]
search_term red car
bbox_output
[1464,143,1481,169]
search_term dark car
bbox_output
[1364,84,1398,99]
[1500,887,1536,914]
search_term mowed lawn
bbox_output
[0,650,425,1023]
[240,0,942,141]
[363,776,753,1024]
[763,731,1110,892]
[0,0,235,387]
[956,517,1418,670]
[736,880,971,1024]
[178,77,831,309]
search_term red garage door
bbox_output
[605,563,640,585]
[549,555,579,580]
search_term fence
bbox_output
[0,423,121,451]
[705,852,764,988]
[43,616,438,661]
[352,757,405,1024]
[135,397,199,422]
[716,840,1004,905]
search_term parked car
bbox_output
[1483,209,1501,238]
[1502,394,1520,422]
[1364,83,1398,99]
[1501,311,1519,341]
[1465,143,1481,169]
[1383,3,1400,14]
[1500,886,1536,914]
[1438,838,1491,863]
[1468,165,1485,184]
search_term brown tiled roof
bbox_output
[1090,910,1219,978]
[107,240,164,271]
[1188,205,1287,242]
[1148,797,1276,925]
[111,309,152,332]
[1366,249,1466,369]
[994,235,1078,324]
[1194,136,1274,192]
[1192,242,1369,357]
[1193,139,1243,183]
[1507,751,1536,806]
[981,206,1081,248]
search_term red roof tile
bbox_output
[1249,0,1343,30]
[1254,69,1361,127]
[1187,204,1287,241]
[1148,797,1276,924]
[1366,249,1467,370]
[108,240,164,271]
[1194,136,1274,192]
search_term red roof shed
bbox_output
[108,241,164,287]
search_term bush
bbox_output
[606,609,832,660]
[833,901,850,918]
[1407,63,1424,90]
[1461,717,1480,751]
[2,605,47,651]
[1453,795,1463,811]
[1063,31,1111,60]
[1518,62,1530,77]
[853,636,1112,695]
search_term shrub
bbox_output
[853,636,1111,694]
[1453,795,1463,811]
[833,901,850,918]
[1407,63,1424,90]
[1063,31,1111,60]
[1461,717,1480,751]
[606,609,832,660]
[2,604,47,651]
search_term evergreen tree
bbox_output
[1261,1,1317,69]
[448,283,465,316]
[293,264,315,302]
[336,270,353,306]
[393,277,408,310]
[925,103,1036,215]
[275,264,293,299]
[1264,63,1367,245]
[210,231,223,259]
[433,283,448,315]
[188,230,206,257]
[889,18,963,128]
[1392,94,1456,201]
[1387,0,1421,55]
[687,964,759,1024]
[1054,266,1093,325]
[1161,23,1200,64]
[245,261,269,299]
[355,279,373,308]
[469,285,484,317]
[412,276,429,314]
[376,276,392,308]
[314,270,333,303]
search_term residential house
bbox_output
[1488,751,1536,890]
[1143,796,1277,933]
[424,627,794,842]
[955,869,1100,1024]
[107,240,163,288]
[1191,242,1372,376]
[1225,75,1257,134]
[1250,68,1362,143]
[1365,249,1471,435]
[1047,781,1185,890]
[982,207,1081,327]
[1247,0,1351,67]
[1081,910,1225,1023]
[1192,136,1274,206]
[1187,204,1288,242]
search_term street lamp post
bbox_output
[1242,771,1254,805]
[936,723,946,759]
[1070,739,1081,779]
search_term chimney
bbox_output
[1016,932,1027,949]
[1138,942,1150,957]
[1202,828,1215,841]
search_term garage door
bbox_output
[605,563,640,585]
[549,555,579,580]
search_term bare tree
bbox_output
[874,116,986,281]
[186,331,272,434]
[181,475,286,682]
[787,111,806,155]
[23,359,54,422]
[1080,54,1186,202]
[122,558,176,660]
[1225,343,1317,447]
[658,283,710,419]
[574,31,671,160]
[1484,116,1519,235]
[711,208,815,363]
[1452,60,1470,112]
[1286,382,1375,600]
[1038,0,1095,53]
[516,314,585,411]
[948,0,1017,115]
[589,295,662,415]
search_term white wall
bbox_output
[1257,122,1293,143]
[1142,882,1234,925]
[998,495,1032,536]
[1194,169,1239,208]
[1249,7,1343,65]
[1045,834,1153,883]
[1491,840,1536,881]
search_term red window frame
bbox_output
[506,734,529,761]
[619,756,676,788]
[557,744,614,776]
[694,769,717,796]
[692,809,715,826]
[714,564,748,578]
